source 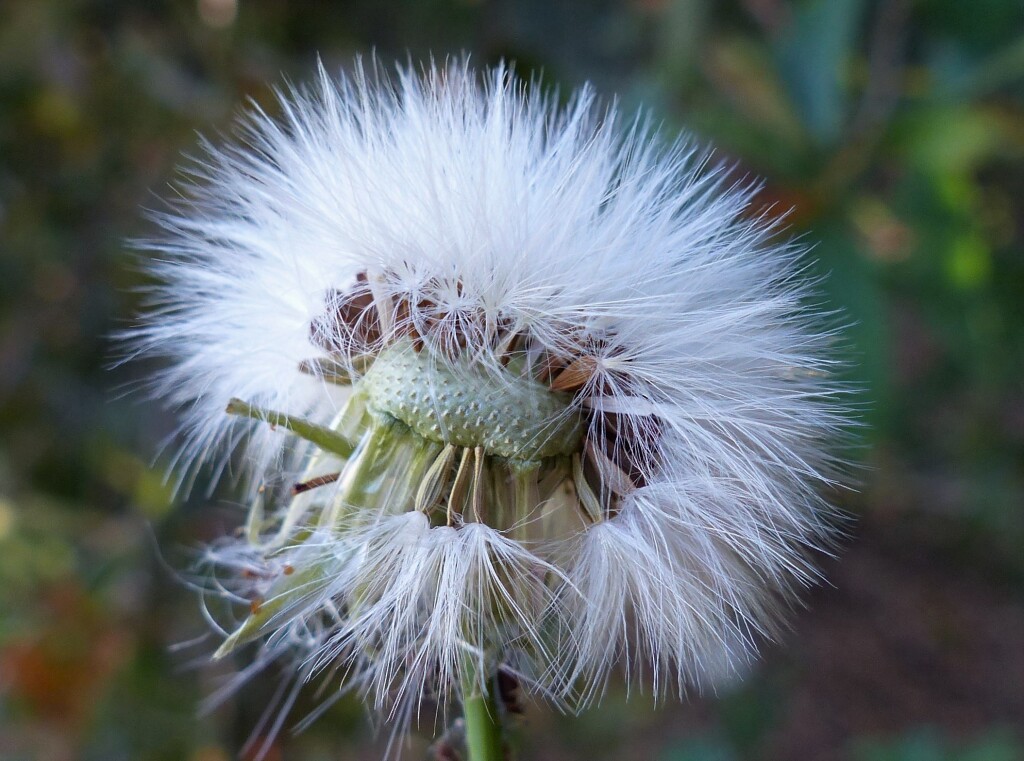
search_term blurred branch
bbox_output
[849,0,912,137]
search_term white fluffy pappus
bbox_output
[131,57,852,748]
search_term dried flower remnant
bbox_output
[132,59,851,758]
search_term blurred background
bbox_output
[1,0,1022,759]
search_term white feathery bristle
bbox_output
[132,56,853,748]
[306,513,563,709]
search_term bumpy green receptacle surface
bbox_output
[361,343,583,462]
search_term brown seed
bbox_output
[536,351,570,383]
[291,472,341,495]
[550,355,599,392]
[310,276,381,354]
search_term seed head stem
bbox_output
[461,660,505,761]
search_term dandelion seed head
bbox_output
[131,56,853,745]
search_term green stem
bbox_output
[462,662,505,761]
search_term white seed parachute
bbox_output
[130,57,852,752]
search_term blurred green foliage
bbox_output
[1,1,1022,759]
[852,728,1024,761]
